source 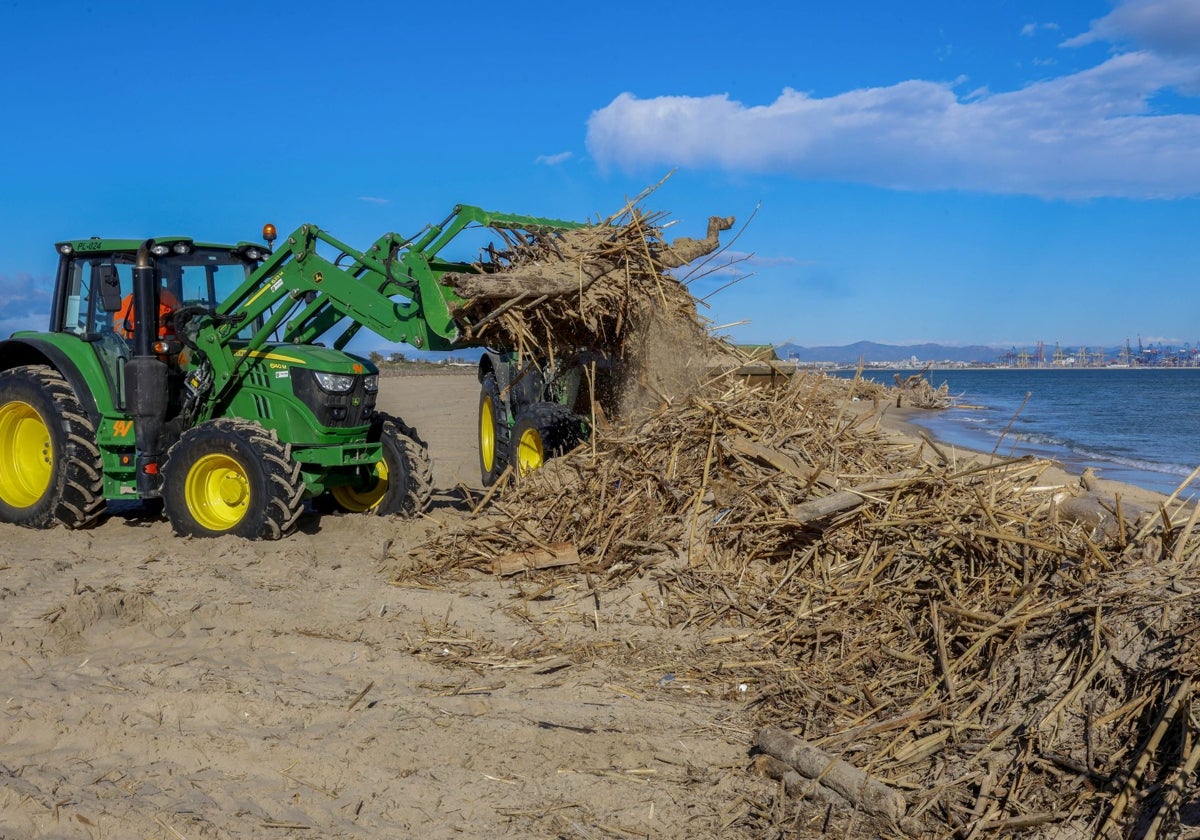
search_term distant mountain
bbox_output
[775,341,1005,365]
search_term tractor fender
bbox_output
[478,349,508,387]
[0,336,101,423]
[478,350,513,407]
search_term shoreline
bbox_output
[839,367,1200,498]
[872,402,1175,519]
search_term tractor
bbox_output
[0,206,591,538]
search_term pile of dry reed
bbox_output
[441,198,719,370]
[399,368,1199,838]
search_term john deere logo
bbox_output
[313,272,324,284]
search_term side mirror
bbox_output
[98,264,124,313]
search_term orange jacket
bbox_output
[114,289,180,340]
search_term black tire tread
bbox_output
[509,402,584,479]
[0,365,105,529]
[478,373,511,487]
[378,414,433,517]
[164,418,305,539]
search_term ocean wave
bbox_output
[977,428,1071,449]
[946,425,1194,479]
[1011,431,1071,448]
[1070,449,1195,478]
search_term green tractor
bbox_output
[0,206,592,539]
[476,349,597,486]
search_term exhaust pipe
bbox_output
[127,239,169,497]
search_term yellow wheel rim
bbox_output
[331,458,388,512]
[480,396,496,474]
[0,400,52,508]
[515,427,544,476]
[185,452,251,531]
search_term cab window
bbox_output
[61,256,134,336]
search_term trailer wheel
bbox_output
[510,402,582,478]
[0,365,104,529]
[163,419,305,539]
[330,416,432,517]
[478,373,511,486]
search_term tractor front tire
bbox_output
[163,419,305,539]
[510,402,582,479]
[0,365,104,529]
[478,373,511,486]
[329,415,433,517]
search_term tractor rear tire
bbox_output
[163,418,305,539]
[0,365,105,529]
[478,373,511,486]
[510,402,582,478]
[329,415,433,517]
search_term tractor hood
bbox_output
[229,343,376,376]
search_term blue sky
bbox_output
[2,0,1198,351]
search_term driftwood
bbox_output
[787,470,921,524]
[755,727,906,821]
[724,435,830,488]
[491,542,580,576]
[442,262,617,302]
[749,754,851,808]
[658,215,735,267]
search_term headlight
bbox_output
[172,242,193,255]
[313,371,355,393]
[151,244,170,256]
[363,374,378,393]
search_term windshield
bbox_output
[158,248,258,308]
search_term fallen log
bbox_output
[491,542,580,576]
[724,435,829,487]
[787,471,921,525]
[442,260,619,303]
[755,726,906,821]
[749,754,851,808]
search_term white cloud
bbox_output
[359,196,390,205]
[0,273,53,335]
[586,0,1200,200]
[1021,21,1060,37]
[1063,0,1200,56]
[535,151,573,166]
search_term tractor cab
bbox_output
[51,236,267,410]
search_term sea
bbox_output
[832,368,1200,497]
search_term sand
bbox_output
[0,372,1178,838]
[1,371,753,840]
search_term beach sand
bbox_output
[0,372,1178,838]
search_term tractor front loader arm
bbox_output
[189,206,585,404]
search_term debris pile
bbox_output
[401,189,1198,836]
[402,366,1199,837]
[893,369,955,408]
[441,200,728,381]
